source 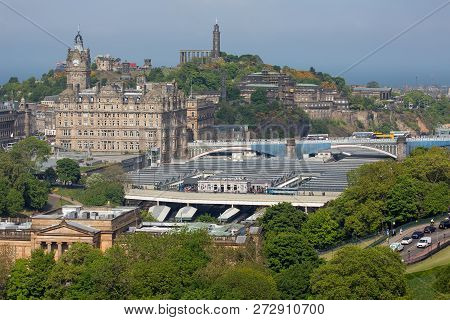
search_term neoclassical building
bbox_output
[0,205,140,260]
[54,31,188,163]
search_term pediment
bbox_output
[37,220,98,236]
[40,226,88,236]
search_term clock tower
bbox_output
[66,30,91,90]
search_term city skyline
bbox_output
[0,0,449,86]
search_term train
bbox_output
[351,131,411,140]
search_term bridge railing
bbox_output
[188,136,449,147]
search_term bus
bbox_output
[305,134,329,141]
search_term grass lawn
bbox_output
[406,246,450,274]
[406,264,449,299]
[52,187,86,204]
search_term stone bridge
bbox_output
[188,137,450,160]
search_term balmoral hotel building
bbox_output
[54,31,191,163]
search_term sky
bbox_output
[0,0,449,87]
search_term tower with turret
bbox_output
[66,29,91,91]
[212,21,220,58]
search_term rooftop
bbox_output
[33,205,138,221]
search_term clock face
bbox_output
[72,59,80,66]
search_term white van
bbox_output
[417,237,432,248]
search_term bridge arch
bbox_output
[330,144,397,159]
[190,146,275,160]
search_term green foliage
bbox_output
[208,264,279,300]
[0,137,52,215]
[275,261,318,299]
[25,178,50,210]
[120,231,212,299]
[0,245,15,298]
[140,209,156,222]
[366,81,380,88]
[0,70,66,102]
[82,179,124,206]
[6,188,25,215]
[6,249,55,300]
[10,136,51,171]
[196,213,218,223]
[55,171,125,207]
[263,232,320,272]
[45,243,103,299]
[56,158,81,184]
[43,167,57,183]
[301,208,341,250]
[250,88,268,105]
[259,202,307,236]
[403,90,434,109]
[310,246,406,299]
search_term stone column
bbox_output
[286,138,296,159]
[46,242,51,254]
[57,242,62,260]
[396,136,407,161]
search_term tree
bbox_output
[366,81,380,88]
[56,158,81,184]
[258,202,307,236]
[209,264,279,300]
[0,177,10,214]
[0,245,15,298]
[6,249,55,300]
[43,167,57,183]
[301,208,341,250]
[275,261,318,299]
[24,178,49,210]
[10,136,51,170]
[310,246,406,299]
[251,88,268,105]
[196,213,218,223]
[386,175,421,222]
[263,232,320,272]
[85,173,105,189]
[45,243,103,299]
[120,231,212,299]
[6,188,24,215]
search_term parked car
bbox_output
[389,242,404,252]
[411,231,424,239]
[417,237,432,248]
[424,225,437,233]
[401,236,412,245]
[439,219,450,229]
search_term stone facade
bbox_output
[66,31,91,91]
[95,55,116,71]
[54,31,188,163]
[0,99,31,147]
[0,206,140,260]
[186,97,216,141]
[239,73,350,112]
[352,87,392,100]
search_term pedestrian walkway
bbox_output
[49,193,83,206]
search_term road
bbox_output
[394,225,449,261]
